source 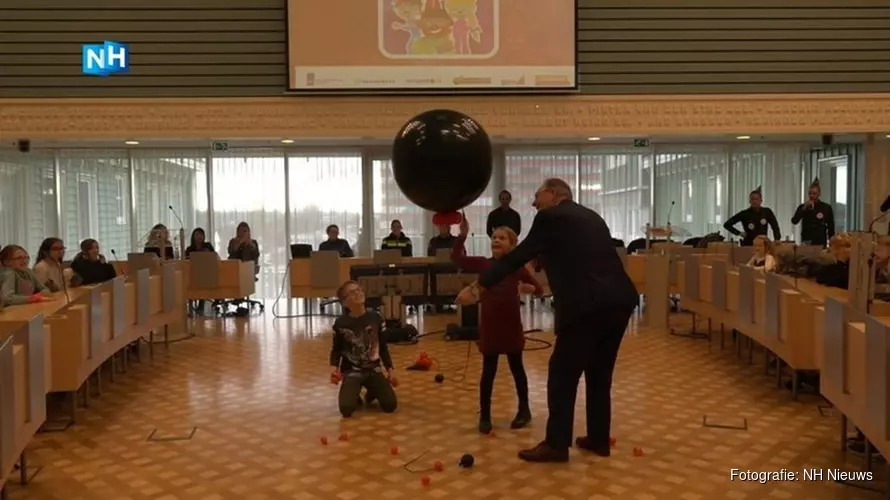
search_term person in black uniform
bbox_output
[723,186,781,246]
[457,178,638,463]
[381,219,413,257]
[486,190,522,237]
[427,224,457,256]
[318,224,354,257]
[791,178,835,246]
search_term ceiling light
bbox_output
[736,136,751,140]
[885,134,890,139]
[124,140,139,145]
[281,139,295,144]
[587,137,601,141]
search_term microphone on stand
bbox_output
[168,205,186,260]
[868,197,890,233]
[665,201,675,242]
[57,261,71,304]
[110,249,119,260]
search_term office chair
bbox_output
[216,242,265,318]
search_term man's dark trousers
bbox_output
[545,306,635,450]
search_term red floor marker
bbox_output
[390,446,399,455]
[339,432,349,442]
[320,436,328,445]
[421,475,431,487]
[433,461,444,472]
[632,446,644,457]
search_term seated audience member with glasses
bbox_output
[0,244,54,305]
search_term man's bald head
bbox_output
[533,178,573,211]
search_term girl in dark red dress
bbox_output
[451,217,544,434]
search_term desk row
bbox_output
[0,264,186,494]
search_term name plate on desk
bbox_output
[135,268,150,324]
[683,255,700,301]
[764,273,785,339]
[822,298,847,397]
[737,266,754,326]
[865,317,890,441]
[711,260,727,310]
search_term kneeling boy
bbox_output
[330,280,398,417]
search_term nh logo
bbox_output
[82,41,129,76]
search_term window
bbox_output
[58,150,131,256]
[654,148,728,239]
[0,152,58,255]
[287,154,363,252]
[505,150,578,238]
[115,176,127,224]
[579,148,650,243]
[371,158,427,253]
[132,151,209,253]
[210,150,286,299]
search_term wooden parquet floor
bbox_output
[3,303,884,499]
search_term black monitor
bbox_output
[290,244,312,259]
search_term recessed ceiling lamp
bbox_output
[736,136,751,140]
[588,137,601,141]
[885,134,890,139]
[124,140,139,145]
[281,139,295,144]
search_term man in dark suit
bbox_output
[457,178,638,463]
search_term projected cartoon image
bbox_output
[381,0,497,58]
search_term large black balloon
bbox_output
[392,109,492,214]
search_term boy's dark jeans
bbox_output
[338,369,397,417]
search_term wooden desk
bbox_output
[288,257,436,299]
[115,259,253,301]
[0,317,47,493]
[820,303,890,474]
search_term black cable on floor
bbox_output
[270,265,338,320]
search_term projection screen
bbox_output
[287,0,577,91]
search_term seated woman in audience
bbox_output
[815,233,851,289]
[381,219,413,257]
[33,237,74,292]
[70,239,117,286]
[0,244,54,305]
[746,235,776,273]
[185,227,215,258]
[318,224,354,257]
[227,221,260,270]
[144,223,175,259]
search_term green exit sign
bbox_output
[633,138,651,148]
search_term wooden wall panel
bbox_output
[0,0,288,97]
[0,0,888,97]
[579,0,890,93]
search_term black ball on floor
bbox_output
[391,109,493,214]
[458,453,475,468]
[434,373,445,383]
